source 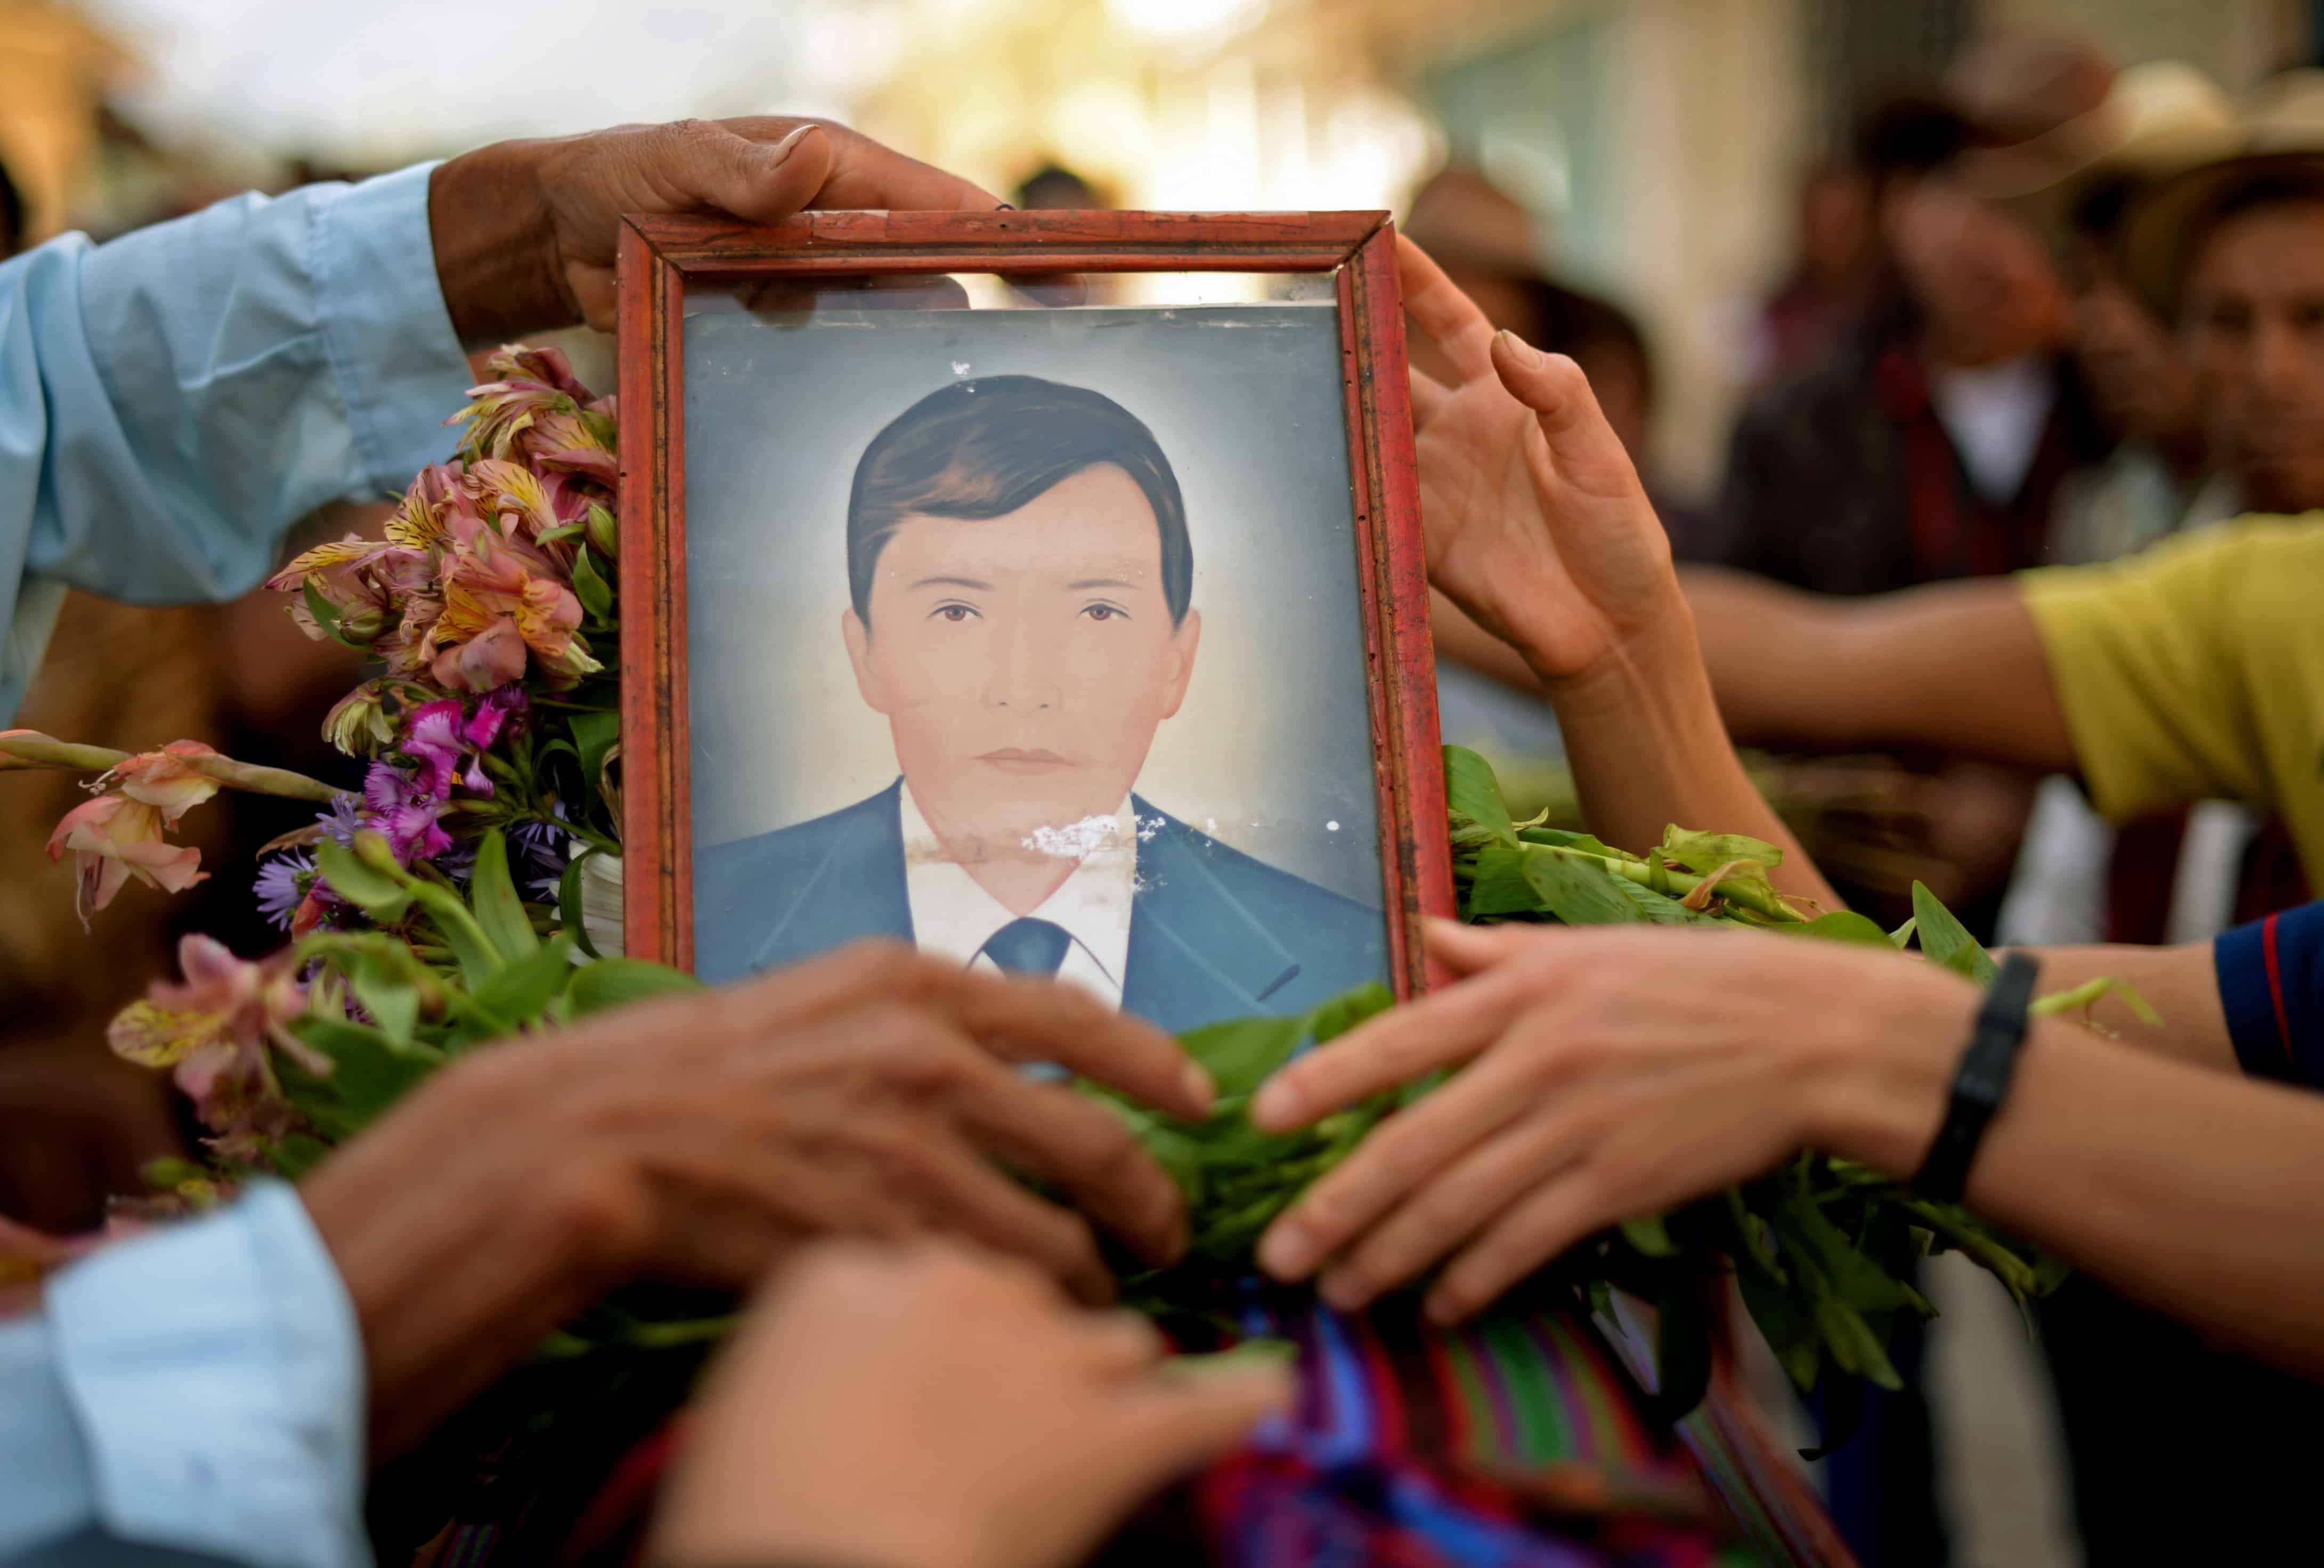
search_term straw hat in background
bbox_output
[2118,69,2324,321]
[1963,59,2239,249]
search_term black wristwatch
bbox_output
[1912,951,2041,1205]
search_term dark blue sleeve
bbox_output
[2213,900,2324,1087]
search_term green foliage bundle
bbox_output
[1078,746,2081,1442]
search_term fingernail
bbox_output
[1257,1222,1316,1281]
[769,123,817,165]
[1181,1062,1215,1114]
[1494,328,1545,366]
[1320,1270,1372,1313]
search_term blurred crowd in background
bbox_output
[6,1,2324,1565]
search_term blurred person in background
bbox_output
[1013,160,1107,210]
[1679,76,2324,1561]
[1700,38,2126,959]
[1751,158,1881,383]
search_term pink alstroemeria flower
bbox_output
[108,935,318,1156]
[425,526,596,692]
[108,739,223,820]
[452,345,597,465]
[47,793,207,925]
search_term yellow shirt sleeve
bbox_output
[2017,521,2301,820]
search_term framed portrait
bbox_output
[616,210,1452,1033]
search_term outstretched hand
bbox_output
[1401,237,1691,692]
[1250,919,1967,1323]
[430,117,1003,339]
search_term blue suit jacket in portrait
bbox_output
[693,780,1391,1033]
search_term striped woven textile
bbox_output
[1187,1281,1817,1568]
[436,1282,1843,1568]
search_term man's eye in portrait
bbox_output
[931,602,979,622]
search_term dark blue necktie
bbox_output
[979,916,1074,977]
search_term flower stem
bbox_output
[0,732,130,773]
[1532,841,1808,923]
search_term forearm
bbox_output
[1819,1001,2324,1380]
[297,1058,630,1459]
[2011,941,2233,1073]
[427,143,568,343]
[1536,610,1841,913]
[1681,567,2077,771]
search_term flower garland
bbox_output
[2,345,637,1164]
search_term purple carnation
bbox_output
[364,761,453,864]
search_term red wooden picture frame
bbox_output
[614,209,1453,1002]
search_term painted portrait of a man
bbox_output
[693,372,1389,1031]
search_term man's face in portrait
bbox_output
[842,462,1202,855]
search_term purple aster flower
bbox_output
[363,761,453,864]
[316,791,368,848]
[254,849,315,931]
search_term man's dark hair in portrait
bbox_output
[846,376,1193,625]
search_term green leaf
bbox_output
[347,949,420,1045]
[1735,1254,1821,1392]
[1811,1287,1903,1390]
[1911,882,1997,986]
[565,957,704,1015]
[1888,916,1918,950]
[1775,911,1898,948]
[1517,825,1616,857]
[1462,847,1546,919]
[569,710,621,807]
[404,881,504,989]
[313,838,413,922]
[300,579,369,651]
[559,849,602,960]
[459,935,578,1041]
[572,546,615,622]
[1620,1213,1678,1257]
[1306,982,1395,1045]
[1443,745,1517,846]
[1660,824,1785,874]
[1800,1368,1866,1459]
[282,1014,445,1139]
[1607,874,1726,926]
[1645,1275,1714,1424]
[1519,844,1643,926]
[468,830,540,960]
[1178,1014,1307,1100]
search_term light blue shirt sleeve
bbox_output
[0,160,474,723]
[0,1182,368,1568]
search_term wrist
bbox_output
[1800,960,1977,1178]
[1534,595,1700,721]
[428,142,570,343]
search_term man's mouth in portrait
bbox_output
[975,746,1072,774]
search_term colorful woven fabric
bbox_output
[442,1281,1842,1568]
[1191,1283,1758,1568]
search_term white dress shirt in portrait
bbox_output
[897,783,1137,1008]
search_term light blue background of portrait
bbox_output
[682,300,1385,909]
